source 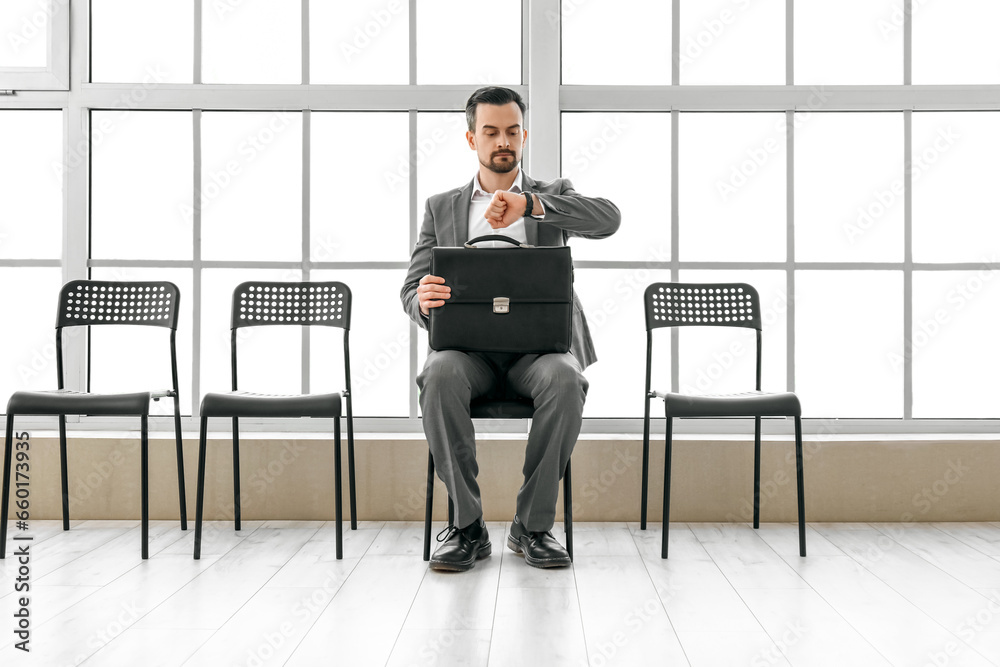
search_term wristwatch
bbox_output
[523,191,533,218]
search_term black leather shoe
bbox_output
[429,519,491,572]
[507,515,572,568]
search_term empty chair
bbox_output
[2,280,187,560]
[193,281,355,560]
[640,282,805,558]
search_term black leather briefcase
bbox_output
[428,235,574,354]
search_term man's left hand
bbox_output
[484,191,529,229]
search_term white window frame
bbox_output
[3,0,1000,436]
[0,0,71,91]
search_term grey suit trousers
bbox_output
[417,350,588,533]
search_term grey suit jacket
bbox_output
[400,173,621,370]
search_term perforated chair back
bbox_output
[644,283,761,332]
[231,282,351,331]
[644,281,763,393]
[57,280,181,330]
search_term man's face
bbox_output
[467,101,527,175]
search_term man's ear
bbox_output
[466,130,476,151]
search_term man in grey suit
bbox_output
[401,86,620,571]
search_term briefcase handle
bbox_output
[464,235,534,249]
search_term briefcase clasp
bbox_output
[493,297,510,314]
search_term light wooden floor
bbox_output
[3,520,1000,666]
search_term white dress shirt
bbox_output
[466,169,545,248]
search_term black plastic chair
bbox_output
[1,280,187,560]
[640,283,805,558]
[193,281,354,560]
[422,396,573,562]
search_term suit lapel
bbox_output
[450,179,474,247]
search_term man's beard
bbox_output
[483,150,518,173]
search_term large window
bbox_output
[1,1,998,432]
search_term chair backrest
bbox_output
[54,280,181,392]
[58,280,181,330]
[644,282,761,332]
[643,282,763,392]
[227,281,353,395]
[231,282,351,331]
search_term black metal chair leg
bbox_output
[423,452,435,562]
[194,416,208,560]
[232,416,241,531]
[347,413,357,531]
[447,497,454,526]
[173,395,188,531]
[334,416,343,560]
[661,417,673,559]
[795,416,806,557]
[58,415,69,531]
[753,416,762,529]
[1,417,14,559]
[141,415,149,560]
[641,397,651,531]
[564,458,573,561]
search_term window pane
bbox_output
[795,271,903,418]
[91,0,193,83]
[311,113,409,262]
[201,269,303,398]
[913,0,1000,84]
[912,271,1000,418]
[309,0,408,84]
[416,0,520,84]
[678,113,785,262]
[92,111,193,261]
[912,112,1000,263]
[0,269,63,398]
[0,110,62,260]
[311,269,409,417]
[202,0,300,84]
[576,268,672,418]
[415,113,472,224]
[562,113,670,262]
[562,0,670,85]
[678,270,788,396]
[0,0,48,68]
[89,268,193,416]
[795,113,903,263]
[679,0,784,84]
[794,0,901,85]
[201,112,302,262]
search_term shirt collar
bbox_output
[471,168,522,200]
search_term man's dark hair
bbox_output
[465,86,526,132]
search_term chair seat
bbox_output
[470,398,535,419]
[660,391,801,418]
[7,389,152,416]
[200,391,342,419]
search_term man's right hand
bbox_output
[418,275,450,317]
